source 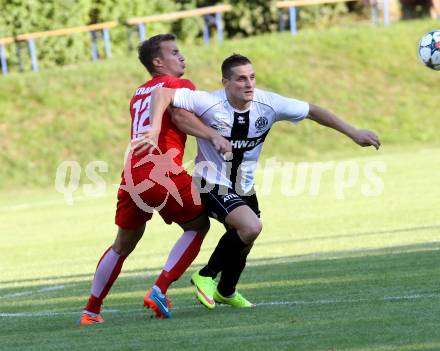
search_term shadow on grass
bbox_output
[1,242,439,311]
[1,241,440,350]
[262,224,440,246]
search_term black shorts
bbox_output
[198,181,260,224]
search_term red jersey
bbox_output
[115,75,204,229]
[129,75,196,168]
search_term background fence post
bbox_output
[279,10,286,31]
[289,6,297,34]
[28,39,39,71]
[370,0,379,25]
[138,23,146,42]
[0,44,7,76]
[383,0,390,26]
[90,31,99,61]
[203,15,211,44]
[102,28,112,58]
[215,12,224,43]
[16,42,23,72]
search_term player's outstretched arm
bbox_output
[308,103,381,150]
[148,87,176,138]
[132,87,175,154]
[171,108,232,154]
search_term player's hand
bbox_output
[350,129,381,150]
[210,134,232,156]
[131,129,160,155]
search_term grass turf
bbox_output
[1,146,439,350]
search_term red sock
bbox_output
[155,231,204,294]
[84,246,126,314]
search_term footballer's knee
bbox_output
[113,225,145,256]
[237,220,262,245]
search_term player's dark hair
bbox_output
[221,54,252,78]
[138,33,176,74]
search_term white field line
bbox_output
[1,292,439,318]
[0,198,87,212]
[0,193,115,212]
[0,285,65,299]
[37,285,65,292]
[0,291,33,299]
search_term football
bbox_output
[418,30,440,70]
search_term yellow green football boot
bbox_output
[213,289,256,308]
[191,270,217,309]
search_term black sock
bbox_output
[198,265,217,278]
[199,229,246,279]
[217,247,249,297]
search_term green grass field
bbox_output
[2,15,440,351]
[1,146,439,350]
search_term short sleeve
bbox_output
[267,92,310,123]
[172,88,220,117]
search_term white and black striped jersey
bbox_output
[173,88,310,194]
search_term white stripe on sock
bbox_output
[163,230,198,272]
[91,248,120,298]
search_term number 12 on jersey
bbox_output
[132,95,151,138]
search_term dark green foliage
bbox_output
[178,0,369,37]
[224,0,278,37]
[0,1,373,71]
[0,0,204,71]
[0,0,92,69]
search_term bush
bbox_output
[0,0,92,70]
[0,0,375,71]
[0,0,204,71]
[223,0,279,37]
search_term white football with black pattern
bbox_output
[418,30,440,70]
